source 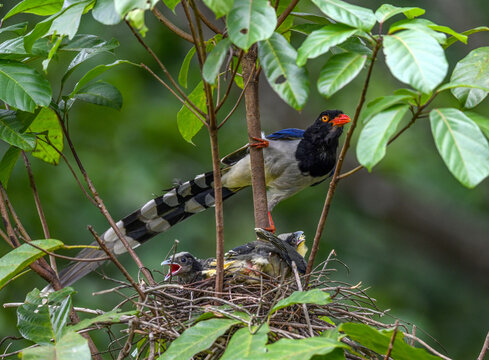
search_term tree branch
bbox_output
[152,7,194,43]
[276,0,299,29]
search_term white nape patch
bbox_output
[140,200,157,220]
[177,181,192,197]
[163,189,179,207]
[193,173,207,188]
[205,193,215,208]
[102,221,126,243]
[147,217,171,232]
[113,236,140,255]
[184,198,205,213]
[252,256,269,266]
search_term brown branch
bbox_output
[22,152,57,273]
[182,0,205,67]
[306,40,382,280]
[58,116,156,286]
[478,331,489,360]
[193,2,222,34]
[23,240,109,262]
[276,0,299,29]
[151,7,194,43]
[384,320,399,360]
[242,46,270,229]
[126,20,206,119]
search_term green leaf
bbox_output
[114,0,149,17]
[311,0,376,31]
[258,32,309,110]
[92,0,122,25]
[0,22,29,36]
[317,52,366,97]
[465,111,489,139]
[270,289,331,315]
[177,81,207,144]
[437,82,489,93]
[445,26,489,48]
[360,94,412,123]
[3,0,63,20]
[291,23,324,36]
[163,0,181,12]
[296,24,358,66]
[0,240,63,290]
[334,36,372,55]
[430,108,489,188]
[383,30,448,94]
[69,310,138,332]
[291,12,331,25]
[388,19,446,44]
[203,38,231,85]
[0,60,52,112]
[375,4,425,23]
[339,323,441,360]
[74,81,123,110]
[21,331,91,360]
[356,105,408,171]
[220,324,269,360]
[0,110,37,150]
[157,318,239,360]
[227,0,276,51]
[27,107,63,165]
[429,24,467,44]
[179,46,196,88]
[203,0,234,18]
[126,8,148,37]
[265,331,348,360]
[0,146,21,189]
[71,60,139,95]
[47,0,92,40]
[450,47,489,109]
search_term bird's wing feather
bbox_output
[221,144,250,166]
[266,128,305,140]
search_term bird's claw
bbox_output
[250,137,269,149]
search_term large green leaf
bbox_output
[296,24,358,66]
[311,0,376,31]
[383,30,448,94]
[317,52,366,97]
[264,331,348,359]
[0,37,51,61]
[0,146,22,189]
[388,18,446,44]
[270,289,331,315]
[47,0,92,40]
[258,32,309,110]
[157,318,239,360]
[450,47,489,109]
[0,60,52,112]
[71,60,139,95]
[465,111,489,139]
[3,0,63,20]
[177,81,207,143]
[73,81,123,110]
[21,331,90,360]
[69,310,138,332]
[0,239,63,290]
[430,108,489,188]
[339,323,440,360]
[0,110,36,150]
[17,287,75,344]
[203,38,231,85]
[374,4,424,24]
[356,105,408,171]
[227,0,276,51]
[179,46,196,88]
[204,0,234,18]
[220,324,269,360]
[360,94,412,124]
[0,22,29,36]
[28,107,63,165]
[92,0,121,25]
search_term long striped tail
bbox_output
[55,171,238,288]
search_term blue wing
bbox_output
[266,128,305,140]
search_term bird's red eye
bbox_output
[321,115,329,122]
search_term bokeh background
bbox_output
[0,0,488,358]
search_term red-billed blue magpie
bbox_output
[54,110,350,288]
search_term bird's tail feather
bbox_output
[54,171,239,289]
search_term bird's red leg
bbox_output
[250,137,269,149]
[264,211,276,233]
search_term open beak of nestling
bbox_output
[161,259,182,281]
[330,114,351,127]
[293,231,306,247]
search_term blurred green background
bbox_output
[0,0,488,358]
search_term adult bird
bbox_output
[55,110,350,288]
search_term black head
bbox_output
[278,231,308,257]
[311,110,351,137]
[161,251,202,281]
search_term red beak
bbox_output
[331,114,351,127]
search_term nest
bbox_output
[90,254,445,360]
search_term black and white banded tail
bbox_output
[55,171,237,288]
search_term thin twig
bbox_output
[193,2,222,34]
[117,319,137,360]
[292,262,314,337]
[478,331,489,360]
[403,334,452,360]
[151,6,194,43]
[22,240,110,262]
[215,50,244,113]
[384,320,399,360]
